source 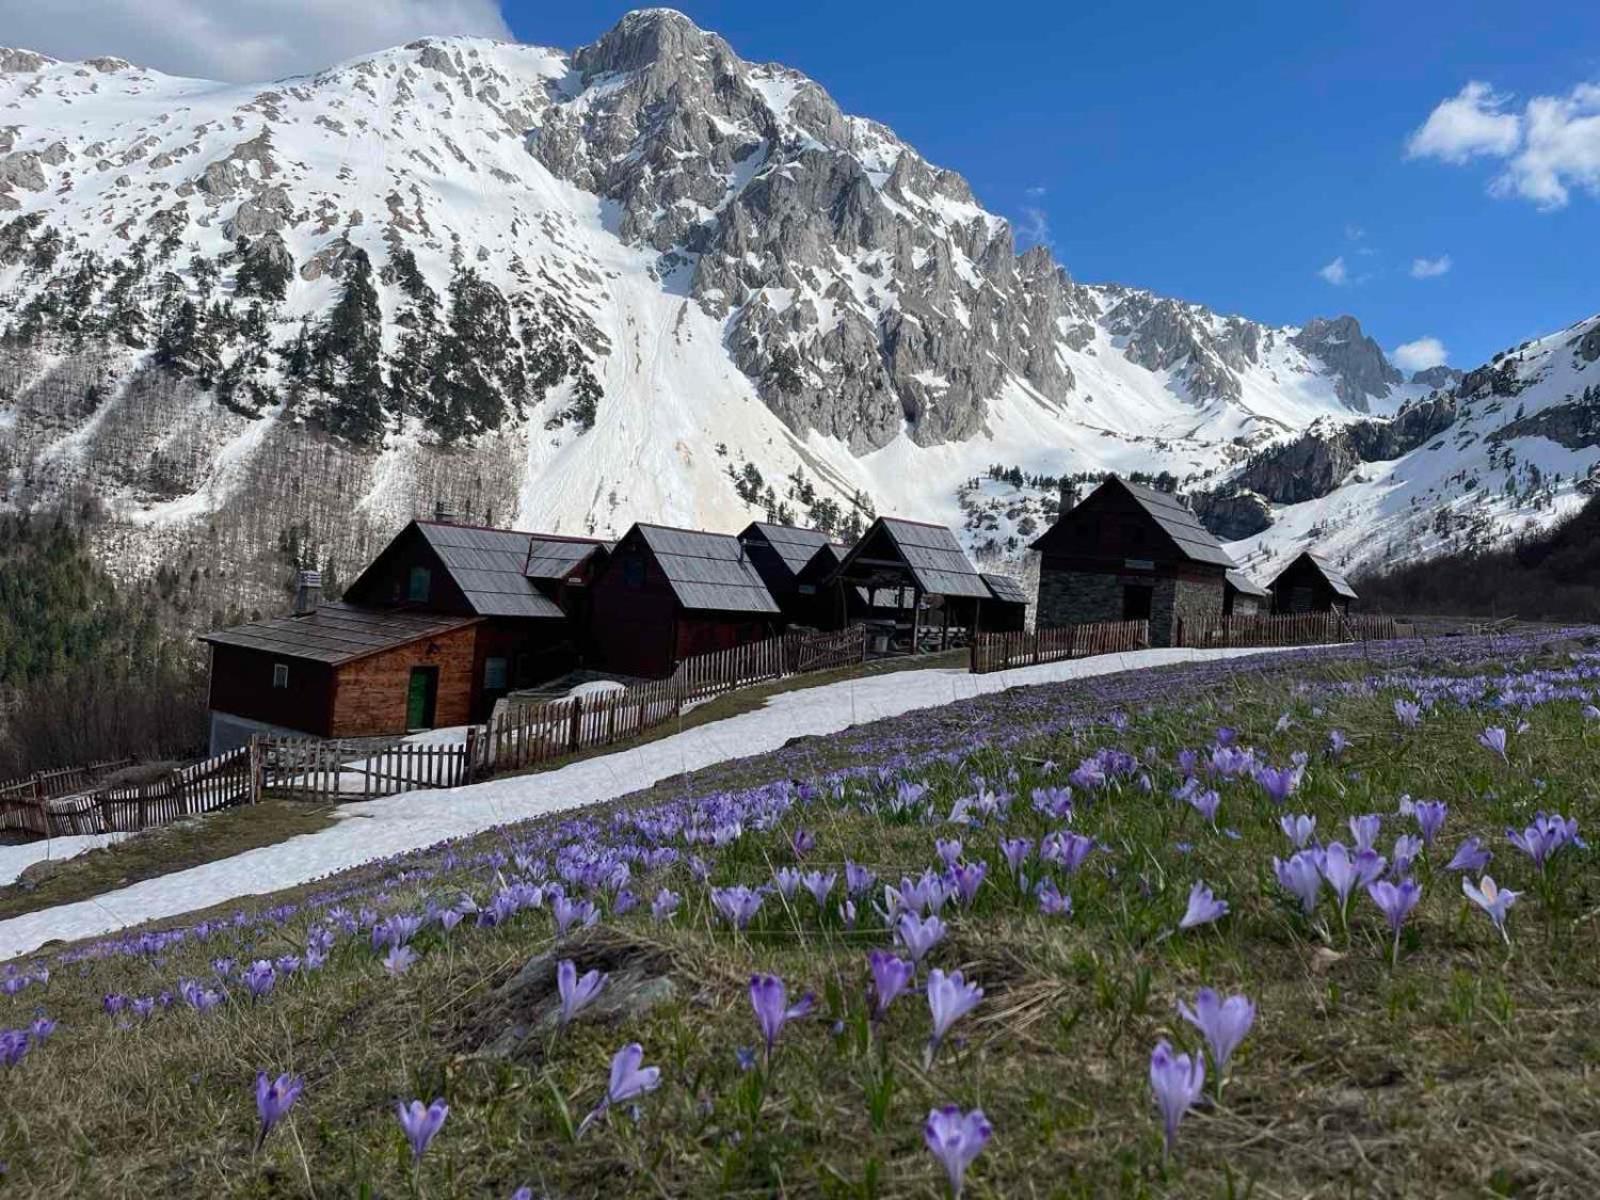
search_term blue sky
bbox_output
[496,0,1600,371]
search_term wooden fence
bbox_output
[1176,611,1399,649]
[0,746,258,839]
[257,733,482,803]
[970,619,1150,674]
[0,758,136,836]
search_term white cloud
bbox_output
[1407,79,1600,210]
[0,0,512,82]
[1318,256,1349,286]
[1392,337,1449,372]
[1016,205,1052,250]
[1406,81,1521,163]
[1409,254,1452,278]
[1024,185,1048,198]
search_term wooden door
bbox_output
[407,667,439,730]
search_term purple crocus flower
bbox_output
[395,1098,448,1163]
[999,837,1032,880]
[923,1105,991,1198]
[382,945,418,977]
[254,1071,304,1150]
[1394,698,1423,729]
[1279,813,1317,849]
[801,870,837,909]
[868,950,915,1019]
[243,961,275,1000]
[1327,729,1349,757]
[553,896,598,937]
[0,1030,29,1067]
[1507,813,1581,871]
[651,888,681,923]
[1411,799,1447,846]
[1368,878,1422,961]
[749,974,815,1060]
[558,960,607,1026]
[1183,785,1221,826]
[949,862,986,908]
[1348,814,1382,853]
[1178,881,1228,930]
[926,968,983,1057]
[599,1042,660,1108]
[1255,765,1301,807]
[1149,1039,1206,1155]
[772,867,803,901]
[1030,786,1073,820]
[935,838,963,867]
[131,996,156,1020]
[1039,830,1094,874]
[1391,834,1423,878]
[845,861,877,896]
[29,1017,56,1042]
[1478,726,1509,761]
[1446,837,1492,873]
[1462,875,1519,943]
[1273,852,1322,914]
[790,828,816,858]
[1177,988,1255,1076]
[1320,842,1386,921]
[710,885,764,930]
[1036,879,1073,916]
[895,912,947,963]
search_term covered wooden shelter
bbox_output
[825,517,991,654]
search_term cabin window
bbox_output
[408,565,431,602]
[484,656,508,691]
[272,662,289,689]
[623,556,645,589]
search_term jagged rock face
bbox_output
[1491,400,1600,451]
[1290,316,1403,412]
[1574,325,1600,364]
[1098,290,1263,406]
[1190,489,1274,540]
[1410,365,1463,389]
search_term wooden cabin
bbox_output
[203,519,608,750]
[1029,476,1236,647]
[1224,569,1270,616]
[203,602,482,752]
[738,522,835,627]
[1268,550,1356,615]
[979,573,1030,632]
[825,517,992,652]
[588,523,783,678]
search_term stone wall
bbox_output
[1170,576,1225,646]
[1036,568,1125,629]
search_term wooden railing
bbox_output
[258,733,482,803]
[0,746,259,838]
[0,758,137,835]
[1175,611,1399,649]
[970,620,1150,674]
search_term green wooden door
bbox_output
[406,667,438,729]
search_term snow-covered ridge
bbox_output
[0,9,1592,615]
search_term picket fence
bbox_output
[1176,610,1399,649]
[0,745,259,839]
[970,619,1151,675]
[258,733,481,803]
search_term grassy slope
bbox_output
[0,802,338,923]
[2,638,1598,1198]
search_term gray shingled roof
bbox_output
[981,573,1030,606]
[202,604,480,665]
[524,536,605,581]
[1303,551,1358,600]
[869,518,992,599]
[1117,480,1238,569]
[1225,568,1270,598]
[743,522,832,577]
[636,524,782,614]
[414,522,565,618]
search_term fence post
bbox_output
[567,694,584,753]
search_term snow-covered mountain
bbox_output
[0,9,1594,621]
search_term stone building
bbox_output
[1029,477,1238,647]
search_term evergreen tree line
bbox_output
[0,510,208,779]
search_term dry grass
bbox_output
[1,645,1597,1198]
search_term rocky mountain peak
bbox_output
[1290,315,1403,412]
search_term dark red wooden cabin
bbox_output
[1267,550,1356,615]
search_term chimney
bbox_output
[293,569,322,617]
[1056,481,1079,523]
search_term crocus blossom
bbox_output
[1394,698,1423,728]
[1368,878,1422,961]
[1478,726,1508,761]
[1178,881,1228,930]
[1177,988,1255,1075]
[395,1098,448,1164]
[1273,852,1322,914]
[651,888,681,922]
[603,1042,660,1105]
[896,912,948,963]
[1279,814,1316,849]
[1348,814,1382,853]
[749,974,815,1060]
[1462,874,1519,942]
[1149,1039,1206,1154]
[926,968,983,1055]
[558,960,607,1026]
[1412,800,1447,846]
[254,1071,303,1149]
[924,1105,992,1198]
[1446,837,1492,873]
[868,950,915,1019]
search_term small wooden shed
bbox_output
[588,523,783,678]
[1267,551,1356,615]
[738,522,835,626]
[979,573,1030,632]
[1224,569,1270,616]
